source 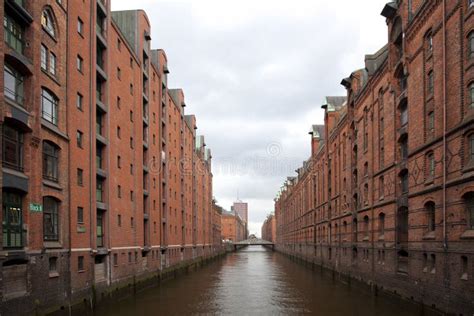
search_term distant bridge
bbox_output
[233,238,274,250]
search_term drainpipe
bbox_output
[442,0,447,251]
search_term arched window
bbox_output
[427,70,434,95]
[379,213,385,237]
[43,141,59,182]
[43,197,60,241]
[41,89,58,125]
[425,202,436,232]
[464,193,474,230]
[41,9,56,37]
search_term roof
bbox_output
[324,96,347,112]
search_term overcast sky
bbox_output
[112,0,388,237]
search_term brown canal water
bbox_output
[91,246,436,315]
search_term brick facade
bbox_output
[274,1,474,315]
[0,1,220,314]
[261,214,276,243]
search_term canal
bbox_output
[92,246,433,315]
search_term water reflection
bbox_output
[93,247,432,315]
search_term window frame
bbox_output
[41,9,56,37]
[43,196,59,241]
[41,89,59,125]
[42,141,59,182]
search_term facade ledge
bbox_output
[96,134,108,145]
[42,179,63,191]
[41,119,69,141]
[97,99,108,113]
[43,241,63,249]
[422,231,436,240]
[96,202,107,210]
[460,230,474,239]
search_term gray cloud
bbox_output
[112,0,388,236]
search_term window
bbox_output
[465,193,474,230]
[130,190,134,201]
[76,93,83,110]
[77,18,83,35]
[77,169,83,186]
[400,102,408,126]
[469,83,474,109]
[41,89,58,125]
[130,110,133,122]
[76,130,83,148]
[96,179,104,202]
[379,213,385,237]
[96,146,103,169]
[49,52,56,76]
[49,257,58,274]
[43,142,59,182]
[43,197,59,241]
[469,32,474,59]
[426,152,435,179]
[363,216,369,239]
[117,96,121,109]
[426,202,436,232]
[461,256,468,280]
[117,38,122,51]
[118,214,121,227]
[400,136,408,160]
[117,67,121,80]
[78,256,84,272]
[77,55,83,72]
[117,126,121,139]
[130,137,134,149]
[428,71,434,95]
[426,32,433,52]
[430,254,436,273]
[41,45,48,71]
[428,111,435,136]
[117,156,121,168]
[469,134,474,163]
[97,211,104,247]
[4,64,24,106]
[2,191,23,248]
[96,112,104,136]
[4,15,24,54]
[131,217,134,228]
[130,83,133,95]
[113,253,118,266]
[41,9,56,37]
[130,164,133,175]
[77,207,84,224]
[400,170,409,193]
[117,185,121,198]
[3,124,23,171]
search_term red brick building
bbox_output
[261,213,276,243]
[0,1,218,314]
[275,1,474,315]
[221,209,246,243]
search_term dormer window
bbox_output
[41,9,56,37]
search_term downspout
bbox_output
[66,1,72,307]
[442,0,447,251]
